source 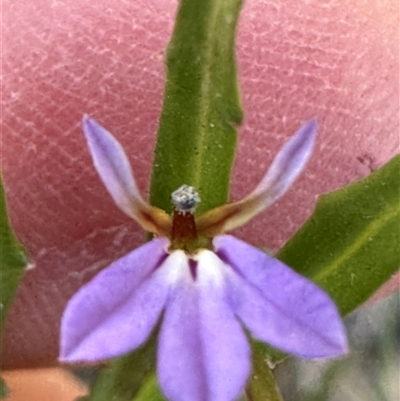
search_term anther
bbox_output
[171,185,201,214]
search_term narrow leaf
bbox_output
[0,176,29,398]
[246,344,284,401]
[150,0,243,215]
[278,155,400,316]
[255,155,400,366]
[0,377,9,398]
[132,374,166,401]
[85,0,244,397]
[84,333,157,401]
[0,175,29,332]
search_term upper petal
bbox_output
[214,235,348,358]
[60,238,170,362]
[248,119,317,207]
[158,250,251,401]
[83,116,171,235]
[83,115,145,216]
[196,120,317,236]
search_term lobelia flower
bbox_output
[60,116,348,401]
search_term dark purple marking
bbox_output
[188,258,198,280]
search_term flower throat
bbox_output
[170,185,211,253]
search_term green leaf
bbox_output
[150,0,243,215]
[278,155,400,316]
[0,376,9,398]
[84,333,157,401]
[245,344,284,401]
[132,374,166,401]
[255,156,400,366]
[0,175,29,332]
[86,0,244,397]
[0,175,29,398]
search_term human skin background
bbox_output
[2,0,399,368]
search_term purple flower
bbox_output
[60,116,348,401]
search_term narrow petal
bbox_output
[83,116,171,235]
[83,116,144,215]
[196,120,317,236]
[158,250,250,401]
[248,119,317,207]
[215,235,348,358]
[60,238,170,362]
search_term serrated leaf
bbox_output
[245,344,284,401]
[278,155,400,315]
[150,0,243,215]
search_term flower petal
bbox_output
[158,250,251,401]
[83,116,145,215]
[247,119,317,209]
[83,116,171,235]
[60,238,170,362]
[196,120,317,236]
[215,235,348,358]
